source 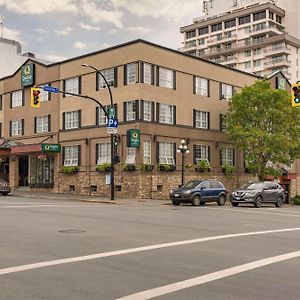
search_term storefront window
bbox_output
[30,155,54,187]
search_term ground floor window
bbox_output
[30,155,54,187]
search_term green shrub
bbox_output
[61,166,79,174]
[141,163,153,171]
[293,195,300,205]
[222,164,235,177]
[157,164,176,171]
[196,159,211,172]
[123,164,136,171]
[96,163,111,172]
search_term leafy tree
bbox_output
[226,79,300,180]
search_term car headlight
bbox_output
[184,190,191,194]
[245,191,256,196]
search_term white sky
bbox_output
[0,0,203,62]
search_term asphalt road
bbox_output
[1,195,300,300]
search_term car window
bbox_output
[200,181,211,189]
[184,180,202,189]
[243,182,263,190]
[210,180,223,188]
[264,182,273,190]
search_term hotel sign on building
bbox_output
[21,63,35,87]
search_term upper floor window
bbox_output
[220,147,235,166]
[245,61,251,69]
[269,11,274,20]
[96,142,111,164]
[158,103,175,125]
[220,83,234,100]
[63,145,80,166]
[220,114,227,132]
[125,63,137,85]
[211,23,222,32]
[239,15,251,25]
[199,27,209,35]
[158,142,175,165]
[10,120,23,136]
[194,144,210,163]
[64,110,80,129]
[253,11,266,22]
[225,19,236,29]
[158,67,174,89]
[97,106,108,125]
[143,63,153,84]
[125,101,137,121]
[142,100,153,122]
[186,30,196,39]
[35,115,50,133]
[11,90,23,107]
[194,110,209,129]
[126,147,136,164]
[194,76,209,96]
[40,87,50,102]
[143,140,151,164]
[97,68,116,89]
[64,77,80,96]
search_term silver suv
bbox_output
[230,181,285,208]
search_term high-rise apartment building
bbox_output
[180,0,300,83]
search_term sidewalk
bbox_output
[10,189,169,205]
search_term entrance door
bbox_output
[19,156,29,186]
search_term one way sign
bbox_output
[108,118,118,128]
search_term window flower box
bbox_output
[141,163,154,171]
[196,159,211,172]
[96,163,112,172]
[157,164,176,171]
[62,166,79,174]
[123,164,136,171]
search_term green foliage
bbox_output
[96,163,111,172]
[62,166,79,174]
[123,164,136,171]
[157,164,176,171]
[227,79,300,181]
[141,163,153,171]
[196,159,211,172]
[222,164,235,177]
[291,195,300,205]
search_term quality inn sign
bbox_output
[21,63,35,87]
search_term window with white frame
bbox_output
[194,144,210,162]
[159,142,174,164]
[126,101,136,121]
[143,101,152,121]
[195,77,208,96]
[143,140,151,164]
[143,63,152,84]
[98,68,115,89]
[159,67,174,89]
[11,90,23,107]
[126,147,136,164]
[126,63,137,84]
[97,106,108,125]
[36,116,49,133]
[159,103,174,124]
[64,111,79,129]
[221,83,233,100]
[195,110,209,129]
[97,142,111,165]
[40,86,49,102]
[11,120,22,136]
[64,77,80,96]
[64,145,79,166]
[245,61,251,69]
[221,147,234,166]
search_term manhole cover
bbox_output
[58,229,85,233]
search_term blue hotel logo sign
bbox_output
[21,63,35,87]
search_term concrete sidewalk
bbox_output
[9,189,169,205]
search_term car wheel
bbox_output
[275,196,284,208]
[231,202,239,207]
[1,192,8,196]
[192,196,201,206]
[254,196,263,208]
[217,195,226,206]
[172,200,180,206]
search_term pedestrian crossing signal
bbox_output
[31,87,41,108]
[291,83,300,107]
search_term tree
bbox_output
[226,79,300,181]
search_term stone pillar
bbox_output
[52,153,60,193]
[9,156,19,190]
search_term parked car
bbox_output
[0,178,10,196]
[170,179,228,206]
[230,181,285,208]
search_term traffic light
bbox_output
[291,83,300,107]
[113,134,119,146]
[31,87,41,108]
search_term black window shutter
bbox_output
[96,107,99,125]
[207,112,210,129]
[9,121,12,136]
[0,96,2,110]
[140,100,144,121]
[208,146,211,163]
[219,83,223,100]
[156,67,159,86]
[232,86,235,97]
[22,119,24,135]
[10,93,12,108]
[173,106,176,125]
[113,68,118,87]
[135,100,139,120]
[48,84,51,101]
[96,72,99,91]
[62,147,65,166]
[63,80,66,97]
[220,149,223,166]
[0,123,2,137]
[114,103,118,119]
[136,62,139,83]
[173,143,177,164]
[151,101,155,122]
[232,148,235,166]
[78,77,82,95]
[34,117,37,133]
[124,65,127,85]
[48,114,51,132]
[156,103,160,122]
[193,109,196,127]
[151,65,155,85]
[207,80,210,97]
[173,71,176,90]
[123,102,127,121]
[63,112,66,130]
[96,144,99,165]
[77,145,81,166]
[193,144,196,164]
[78,110,81,128]
[140,62,144,84]
[156,142,160,163]
[22,90,25,106]
[219,114,222,131]
[193,76,196,94]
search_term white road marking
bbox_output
[1,227,300,276]
[0,204,95,209]
[116,250,300,300]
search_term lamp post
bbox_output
[81,64,115,200]
[177,139,189,187]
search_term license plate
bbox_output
[174,194,180,197]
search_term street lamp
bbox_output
[81,64,115,200]
[177,139,189,187]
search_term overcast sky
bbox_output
[0,0,203,62]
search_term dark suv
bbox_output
[230,181,285,208]
[170,179,228,206]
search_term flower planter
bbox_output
[61,166,79,174]
[158,164,176,171]
[96,164,112,172]
[123,164,136,171]
[142,164,154,171]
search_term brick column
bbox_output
[52,153,60,193]
[9,156,19,190]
